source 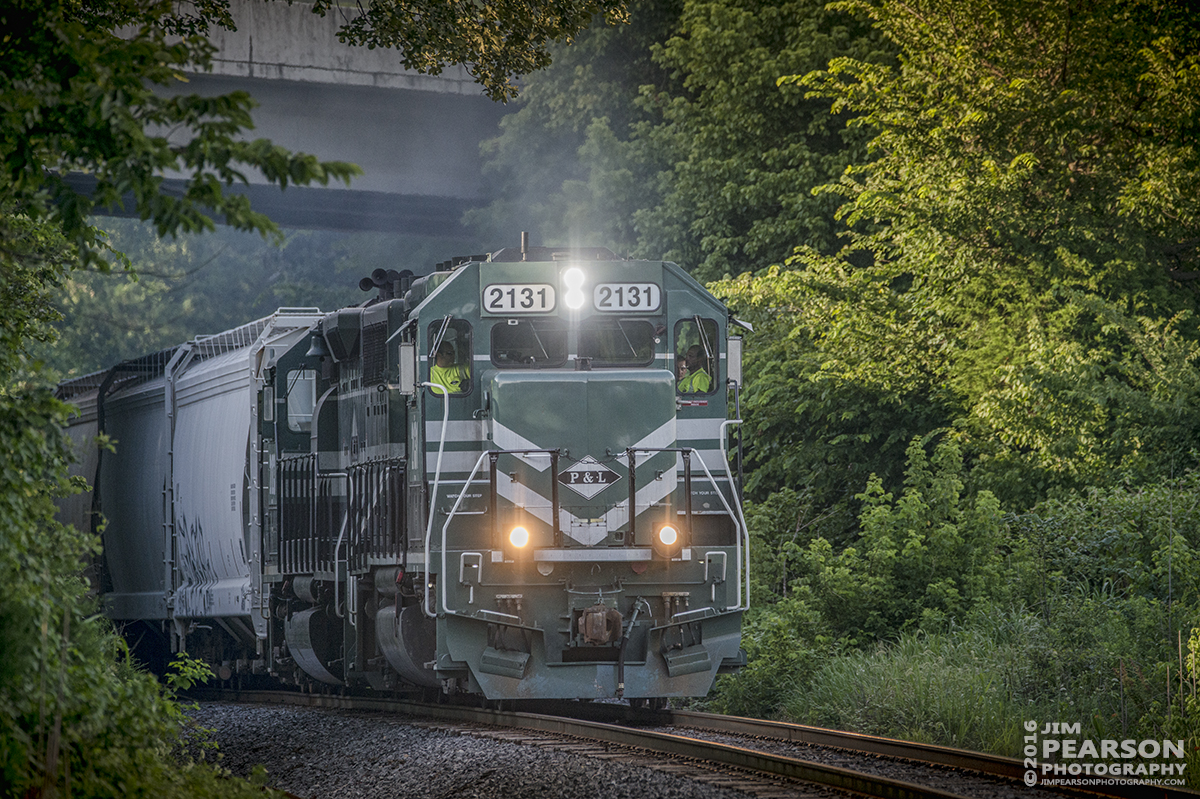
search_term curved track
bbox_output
[196,690,1196,799]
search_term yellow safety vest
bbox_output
[677,368,711,394]
[430,364,468,395]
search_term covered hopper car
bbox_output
[58,244,749,703]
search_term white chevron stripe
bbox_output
[491,421,554,471]
[496,474,593,542]
[631,416,676,451]
[475,409,695,546]
[495,466,683,546]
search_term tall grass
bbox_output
[779,597,1194,763]
[783,628,1027,753]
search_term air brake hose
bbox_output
[617,597,648,699]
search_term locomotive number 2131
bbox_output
[483,283,556,313]
[593,282,662,312]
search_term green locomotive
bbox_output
[59,244,748,702]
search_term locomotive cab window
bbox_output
[286,369,317,431]
[579,319,656,367]
[427,320,472,396]
[491,319,568,368]
[675,318,719,394]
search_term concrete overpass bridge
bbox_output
[101,0,508,234]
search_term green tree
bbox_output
[473,0,888,278]
[717,0,1200,514]
[788,0,1200,497]
[712,259,956,530]
[466,0,684,248]
[306,0,630,102]
[0,209,287,797]
[629,0,888,281]
[1,0,361,272]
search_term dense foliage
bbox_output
[0,212,283,796]
[472,0,890,281]
[715,0,1200,510]
[0,0,339,790]
[793,0,1200,498]
[714,451,1200,768]
[7,0,1200,785]
[698,0,1200,770]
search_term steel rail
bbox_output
[552,702,1196,799]
[202,691,1198,799]
[666,709,1025,780]
[201,691,977,799]
[659,710,1198,799]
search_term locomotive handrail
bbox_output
[420,379,451,617]
[488,448,561,547]
[626,444,749,612]
[687,446,748,612]
[428,450,492,618]
[720,419,751,612]
[624,446,695,543]
[322,471,349,619]
[429,446,560,619]
[428,443,749,618]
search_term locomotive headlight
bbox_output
[509,526,530,548]
[652,523,683,559]
[563,267,586,310]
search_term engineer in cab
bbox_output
[430,341,469,395]
[677,344,712,393]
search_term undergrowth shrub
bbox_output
[703,596,825,717]
[783,627,1027,753]
[715,447,1200,764]
[778,600,1196,758]
[1162,628,1200,790]
[0,385,277,798]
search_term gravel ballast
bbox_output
[189,702,761,799]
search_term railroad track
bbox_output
[196,689,1196,799]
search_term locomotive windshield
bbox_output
[491,318,568,367]
[578,319,656,367]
